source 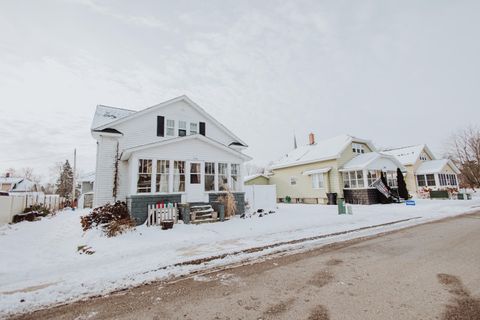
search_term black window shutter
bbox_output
[199,122,206,136]
[157,116,165,137]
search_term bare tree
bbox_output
[245,163,266,176]
[446,126,480,190]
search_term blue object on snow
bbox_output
[406,200,416,206]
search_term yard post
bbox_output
[182,203,190,224]
[218,203,225,222]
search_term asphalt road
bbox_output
[12,212,480,320]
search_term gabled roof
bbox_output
[79,172,95,183]
[0,177,23,184]
[416,159,460,175]
[91,95,247,147]
[244,173,270,182]
[270,134,376,170]
[120,134,252,161]
[339,152,406,172]
[91,105,136,130]
[382,144,436,165]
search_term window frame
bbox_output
[155,160,170,193]
[190,122,198,135]
[231,164,240,191]
[166,119,175,136]
[173,160,185,192]
[311,173,324,189]
[137,159,152,193]
[204,162,215,192]
[218,163,229,191]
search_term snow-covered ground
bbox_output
[1,197,480,316]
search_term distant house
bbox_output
[91,95,251,224]
[383,145,460,195]
[78,172,95,208]
[244,174,270,186]
[268,134,405,204]
[0,174,38,193]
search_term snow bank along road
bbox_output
[1,198,480,316]
[11,211,480,320]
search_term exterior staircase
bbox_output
[190,203,218,223]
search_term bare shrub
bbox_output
[81,201,135,237]
[217,186,237,218]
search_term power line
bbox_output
[0,152,73,164]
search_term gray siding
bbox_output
[127,194,182,225]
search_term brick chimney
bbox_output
[308,133,315,145]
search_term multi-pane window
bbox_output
[218,163,229,191]
[417,175,426,187]
[386,172,398,187]
[137,159,152,193]
[367,170,378,186]
[173,161,185,192]
[447,174,457,186]
[352,143,365,154]
[426,174,436,186]
[312,173,324,189]
[190,163,201,184]
[343,171,364,188]
[190,123,198,135]
[156,160,169,192]
[205,162,215,191]
[419,153,428,161]
[166,119,175,136]
[231,164,240,191]
[439,174,448,186]
[178,121,187,136]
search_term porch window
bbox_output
[439,174,446,186]
[343,171,363,188]
[137,159,152,193]
[178,121,187,136]
[231,164,240,191]
[386,172,397,188]
[416,175,426,187]
[205,162,215,191]
[190,163,201,184]
[426,174,436,187]
[367,170,377,186]
[448,174,457,186]
[190,123,198,135]
[156,160,169,192]
[173,161,185,192]
[312,173,324,189]
[166,119,175,136]
[219,163,228,191]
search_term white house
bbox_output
[0,175,38,193]
[91,95,251,224]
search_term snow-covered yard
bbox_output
[1,197,480,316]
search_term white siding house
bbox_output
[91,95,251,224]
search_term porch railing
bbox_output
[147,203,178,226]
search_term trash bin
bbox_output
[337,198,346,215]
[327,193,338,205]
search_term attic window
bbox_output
[419,153,428,161]
[166,119,175,136]
[178,121,187,137]
[352,143,365,154]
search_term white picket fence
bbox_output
[0,193,62,225]
[147,203,178,226]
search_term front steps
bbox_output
[190,204,218,223]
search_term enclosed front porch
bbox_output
[340,152,405,205]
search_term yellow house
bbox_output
[244,174,270,186]
[268,134,405,205]
[383,145,460,196]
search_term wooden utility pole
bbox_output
[72,148,76,207]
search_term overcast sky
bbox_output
[1,0,479,182]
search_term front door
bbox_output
[187,162,204,202]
